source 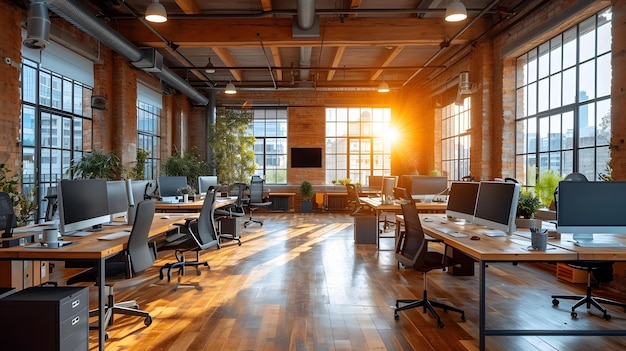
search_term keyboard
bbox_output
[98,231,131,241]
[63,231,93,237]
[480,229,507,237]
[433,226,468,238]
[574,241,625,248]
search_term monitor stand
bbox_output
[573,233,594,242]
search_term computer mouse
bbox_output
[423,217,433,222]
[160,215,170,219]
[470,236,480,240]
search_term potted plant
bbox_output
[177,185,196,203]
[299,180,314,213]
[162,148,210,192]
[66,149,123,180]
[515,190,543,228]
[535,169,562,209]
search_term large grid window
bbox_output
[515,8,612,183]
[251,108,288,184]
[325,107,392,185]
[442,97,471,182]
[137,100,161,179]
[21,58,93,221]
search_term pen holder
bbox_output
[530,228,548,250]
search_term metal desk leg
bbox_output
[479,261,486,351]
[97,258,106,351]
[375,209,381,249]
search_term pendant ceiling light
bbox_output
[377,81,390,93]
[225,82,237,94]
[205,57,215,74]
[145,0,167,23]
[445,0,467,22]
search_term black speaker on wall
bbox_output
[91,96,107,110]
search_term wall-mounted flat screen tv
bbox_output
[291,148,322,168]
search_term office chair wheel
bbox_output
[460,313,466,322]
[238,241,242,246]
[552,299,559,306]
[144,316,152,326]
[437,321,444,329]
[394,311,400,320]
[104,332,109,341]
[603,313,611,321]
[571,311,578,319]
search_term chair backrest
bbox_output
[393,187,413,203]
[249,177,265,203]
[346,183,359,203]
[396,203,427,268]
[189,189,219,247]
[232,182,248,208]
[126,200,156,274]
[0,192,17,234]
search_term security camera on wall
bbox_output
[91,96,107,110]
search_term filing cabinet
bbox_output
[0,286,89,351]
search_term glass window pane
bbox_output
[550,36,562,74]
[579,103,595,148]
[597,9,612,55]
[596,53,611,98]
[579,16,596,63]
[538,42,550,79]
[563,28,577,69]
[562,67,576,106]
[550,73,561,109]
[579,59,596,101]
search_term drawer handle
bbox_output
[72,299,80,309]
[72,316,80,326]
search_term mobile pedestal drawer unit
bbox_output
[0,286,89,351]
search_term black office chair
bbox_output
[551,172,626,320]
[159,188,220,287]
[67,200,156,332]
[243,177,272,228]
[214,182,246,246]
[393,202,465,328]
[346,183,365,215]
[0,192,17,238]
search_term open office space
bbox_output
[1,0,626,350]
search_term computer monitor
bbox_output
[106,180,128,223]
[446,181,480,222]
[368,175,384,189]
[157,176,187,198]
[58,179,110,236]
[473,181,521,235]
[557,181,626,243]
[198,176,218,194]
[382,177,396,202]
[408,176,448,202]
[126,180,155,224]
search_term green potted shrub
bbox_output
[162,148,210,192]
[66,149,122,180]
[515,190,543,228]
[535,169,562,209]
[299,180,314,213]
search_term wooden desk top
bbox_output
[394,214,578,262]
[0,214,189,261]
[360,197,447,212]
[155,196,237,211]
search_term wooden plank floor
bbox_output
[52,213,626,351]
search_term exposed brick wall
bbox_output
[0,1,22,171]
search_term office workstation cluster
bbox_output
[0,174,262,350]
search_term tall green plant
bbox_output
[66,149,122,180]
[161,148,210,191]
[535,169,563,207]
[0,164,38,225]
[208,107,256,186]
[124,148,150,180]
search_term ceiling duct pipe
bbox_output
[23,0,51,50]
[297,0,316,30]
[299,46,312,81]
[45,0,209,105]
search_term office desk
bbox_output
[415,216,626,351]
[359,197,447,248]
[0,214,188,351]
[155,196,237,212]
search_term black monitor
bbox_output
[446,181,480,222]
[408,176,448,199]
[106,180,128,223]
[557,181,626,244]
[473,181,521,235]
[58,179,110,235]
[157,176,187,198]
[198,176,218,194]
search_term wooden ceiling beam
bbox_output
[326,46,345,81]
[271,46,283,81]
[370,45,404,81]
[213,47,243,81]
[175,0,201,14]
[116,17,485,48]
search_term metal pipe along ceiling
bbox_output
[45,0,209,105]
[297,0,316,30]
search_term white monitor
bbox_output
[58,179,110,236]
[106,180,129,223]
[557,181,626,243]
[446,181,480,222]
[473,181,521,235]
[198,175,219,194]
